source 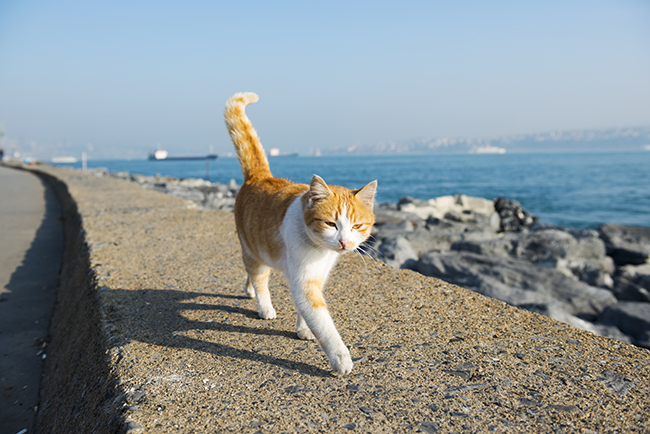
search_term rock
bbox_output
[204,193,236,211]
[113,171,130,180]
[599,223,650,265]
[451,235,518,258]
[450,228,615,288]
[178,178,213,188]
[598,302,650,346]
[418,421,440,433]
[397,196,426,207]
[565,229,609,260]
[590,323,634,345]
[612,280,650,303]
[514,228,614,287]
[596,370,636,394]
[377,236,418,269]
[373,206,426,232]
[444,209,501,231]
[87,167,109,177]
[520,303,632,343]
[612,264,650,302]
[164,186,206,202]
[402,230,463,255]
[416,251,617,321]
[130,174,150,185]
[494,197,537,232]
[398,194,497,223]
[425,214,500,237]
[372,209,501,258]
[636,330,650,348]
[122,172,241,212]
[515,229,577,264]
[566,259,615,289]
[641,274,650,290]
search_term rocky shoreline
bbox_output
[94,167,650,349]
[370,195,650,349]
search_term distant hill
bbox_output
[323,126,650,155]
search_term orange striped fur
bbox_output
[304,279,326,309]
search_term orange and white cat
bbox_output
[224,92,377,375]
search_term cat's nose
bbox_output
[338,239,348,250]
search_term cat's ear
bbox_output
[354,180,377,209]
[308,175,331,207]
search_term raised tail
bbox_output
[224,92,272,182]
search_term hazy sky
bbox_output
[1,0,649,159]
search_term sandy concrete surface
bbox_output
[0,165,61,434]
[25,164,650,433]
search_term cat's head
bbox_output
[302,175,377,253]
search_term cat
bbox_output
[224,92,377,375]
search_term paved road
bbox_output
[0,165,62,434]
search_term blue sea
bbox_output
[56,152,650,229]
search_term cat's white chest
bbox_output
[280,195,339,276]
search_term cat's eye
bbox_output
[325,221,337,228]
[352,224,363,230]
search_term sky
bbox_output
[0,0,649,160]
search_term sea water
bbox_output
[55,152,650,229]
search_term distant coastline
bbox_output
[324,126,650,156]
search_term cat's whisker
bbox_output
[353,248,369,268]
[357,240,381,259]
[356,248,371,262]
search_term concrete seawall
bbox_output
[24,164,650,433]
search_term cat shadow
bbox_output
[108,288,333,377]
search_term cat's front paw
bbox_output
[297,327,315,341]
[258,306,276,320]
[329,347,353,375]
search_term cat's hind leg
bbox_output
[244,276,255,299]
[248,267,276,320]
[242,253,276,319]
[296,313,315,340]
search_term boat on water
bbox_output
[51,156,79,163]
[148,150,218,161]
[268,147,299,157]
[470,145,507,154]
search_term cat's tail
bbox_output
[224,92,272,182]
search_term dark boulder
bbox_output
[451,236,517,258]
[513,228,614,288]
[373,206,426,233]
[376,236,418,269]
[425,214,500,236]
[612,264,650,302]
[415,251,616,320]
[494,197,537,232]
[598,302,650,348]
[599,223,650,266]
[515,229,577,265]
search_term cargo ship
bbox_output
[148,149,218,161]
